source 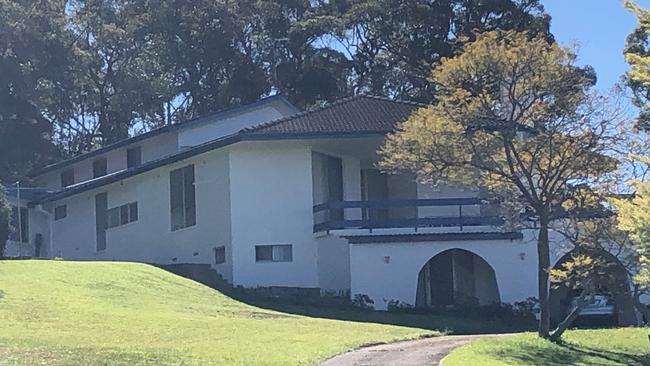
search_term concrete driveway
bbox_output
[322,334,512,366]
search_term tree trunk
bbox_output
[632,291,650,325]
[550,287,593,342]
[537,217,551,338]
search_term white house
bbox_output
[4,95,646,325]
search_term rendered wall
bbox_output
[228,142,320,288]
[349,229,573,310]
[48,149,234,281]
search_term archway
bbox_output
[415,249,501,308]
[549,251,637,327]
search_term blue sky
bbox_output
[541,0,650,91]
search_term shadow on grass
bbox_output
[159,265,534,335]
[220,292,534,335]
[485,338,650,366]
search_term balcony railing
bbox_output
[312,198,502,233]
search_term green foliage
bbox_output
[379,30,624,338]
[444,329,650,366]
[2,0,551,164]
[612,156,650,290]
[0,184,11,256]
[380,31,613,224]
[0,0,67,181]
[624,1,650,131]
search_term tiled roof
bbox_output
[34,95,423,204]
[244,95,423,136]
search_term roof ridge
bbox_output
[242,94,425,134]
[356,94,427,107]
[241,94,363,133]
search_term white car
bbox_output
[570,295,616,317]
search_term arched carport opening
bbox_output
[550,250,637,327]
[415,249,501,308]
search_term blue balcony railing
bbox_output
[312,198,502,232]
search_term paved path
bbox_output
[322,334,511,366]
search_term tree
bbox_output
[612,156,650,322]
[59,0,174,151]
[379,31,621,338]
[624,1,650,131]
[0,184,11,257]
[329,0,551,102]
[0,0,70,180]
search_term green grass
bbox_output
[0,260,434,366]
[443,328,650,366]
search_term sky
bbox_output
[541,0,650,92]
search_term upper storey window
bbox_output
[127,146,142,168]
[93,158,107,178]
[60,169,74,188]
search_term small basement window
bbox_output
[214,246,226,264]
[54,205,67,220]
[255,245,292,262]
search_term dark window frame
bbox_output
[54,205,67,220]
[170,165,196,231]
[214,246,226,264]
[127,146,142,168]
[61,169,75,187]
[255,245,293,262]
[93,158,108,178]
[106,202,138,229]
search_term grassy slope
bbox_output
[443,328,650,366]
[0,261,432,366]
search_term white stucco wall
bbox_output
[349,229,573,310]
[48,149,233,281]
[178,106,286,148]
[228,142,320,288]
[33,132,180,191]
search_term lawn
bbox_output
[0,260,434,366]
[443,328,650,366]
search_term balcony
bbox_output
[312,198,502,233]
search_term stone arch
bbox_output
[415,248,501,308]
[549,250,637,327]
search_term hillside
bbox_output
[0,261,431,366]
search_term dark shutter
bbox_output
[183,165,196,227]
[95,193,108,251]
[170,168,184,230]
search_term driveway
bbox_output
[322,334,512,366]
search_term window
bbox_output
[54,205,67,220]
[93,158,107,178]
[255,245,292,262]
[9,206,29,243]
[127,146,142,168]
[214,246,226,264]
[106,202,138,229]
[170,165,196,231]
[61,169,74,187]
